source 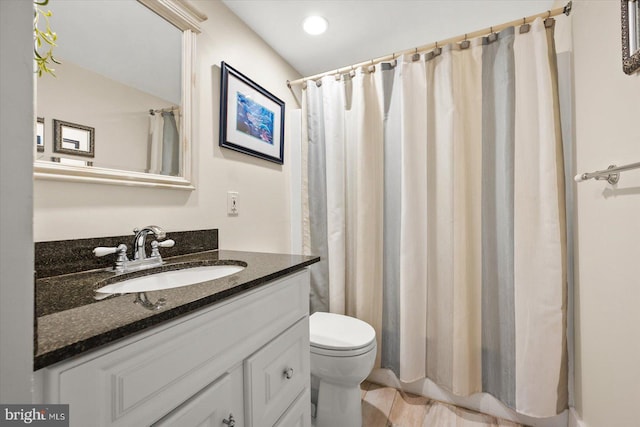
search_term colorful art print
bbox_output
[235,92,275,145]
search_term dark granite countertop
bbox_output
[35,250,319,370]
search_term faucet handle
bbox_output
[157,239,175,248]
[93,244,127,257]
[150,239,175,257]
[93,244,128,273]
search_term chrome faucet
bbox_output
[133,225,166,260]
[93,225,174,274]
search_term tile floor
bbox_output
[360,381,525,427]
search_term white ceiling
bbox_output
[221,0,557,78]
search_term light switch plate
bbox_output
[227,191,239,216]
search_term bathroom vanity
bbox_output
[33,234,318,427]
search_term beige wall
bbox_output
[33,1,302,254]
[572,1,640,426]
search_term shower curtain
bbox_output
[302,18,567,418]
[148,110,180,175]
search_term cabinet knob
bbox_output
[283,367,294,379]
[222,413,235,426]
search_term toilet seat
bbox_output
[310,312,376,357]
[310,339,376,357]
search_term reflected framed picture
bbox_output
[622,0,640,74]
[53,119,95,158]
[219,62,285,164]
[36,117,45,152]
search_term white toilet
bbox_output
[309,312,377,427]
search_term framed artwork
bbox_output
[36,117,45,152]
[53,119,95,158]
[219,62,285,164]
[622,0,640,74]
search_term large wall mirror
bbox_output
[34,0,206,189]
[622,0,640,74]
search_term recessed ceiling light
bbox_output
[303,16,328,35]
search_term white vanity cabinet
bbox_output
[35,270,311,427]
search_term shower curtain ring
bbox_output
[460,33,470,49]
[488,26,498,42]
[544,10,554,28]
[434,41,442,56]
[520,16,531,33]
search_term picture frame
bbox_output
[36,117,45,152]
[622,0,640,74]
[219,62,285,164]
[53,119,95,158]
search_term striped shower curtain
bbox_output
[302,18,567,418]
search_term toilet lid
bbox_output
[309,312,376,351]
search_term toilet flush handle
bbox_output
[283,367,294,379]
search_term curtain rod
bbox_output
[149,106,179,115]
[287,1,572,88]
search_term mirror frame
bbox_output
[622,0,640,75]
[34,0,207,190]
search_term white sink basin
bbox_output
[95,264,244,295]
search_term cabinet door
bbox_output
[273,389,310,427]
[244,319,310,427]
[153,366,243,427]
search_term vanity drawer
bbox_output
[245,318,310,427]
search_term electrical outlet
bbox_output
[227,191,239,216]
